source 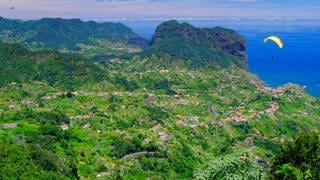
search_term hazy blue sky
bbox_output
[0,0,319,20]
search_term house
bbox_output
[8,105,18,110]
[60,124,69,131]
[2,123,18,129]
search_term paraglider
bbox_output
[264,36,283,48]
[264,36,283,59]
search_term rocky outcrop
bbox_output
[144,20,248,69]
[151,20,246,58]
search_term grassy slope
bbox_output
[0,48,319,178]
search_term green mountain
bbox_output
[142,20,247,69]
[0,17,149,59]
[0,21,319,179]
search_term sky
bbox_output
[0,0,319,20]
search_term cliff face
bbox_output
[145,20,248,69]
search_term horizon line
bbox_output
[2,16,320,22]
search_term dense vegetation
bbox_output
[270,131,320,179]
[194,150,263,179]
[0,42,104,89]
[0,18,319,179]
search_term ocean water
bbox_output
[245,29,320,97]
[122,20,320,97]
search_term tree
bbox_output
[270,131,320,179]
[66,91,74,98]
[194,150,263,179]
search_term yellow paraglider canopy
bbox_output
[264,36,283,48]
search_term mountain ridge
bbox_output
[0,16,149,57]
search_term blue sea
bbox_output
[121,19,320,97]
